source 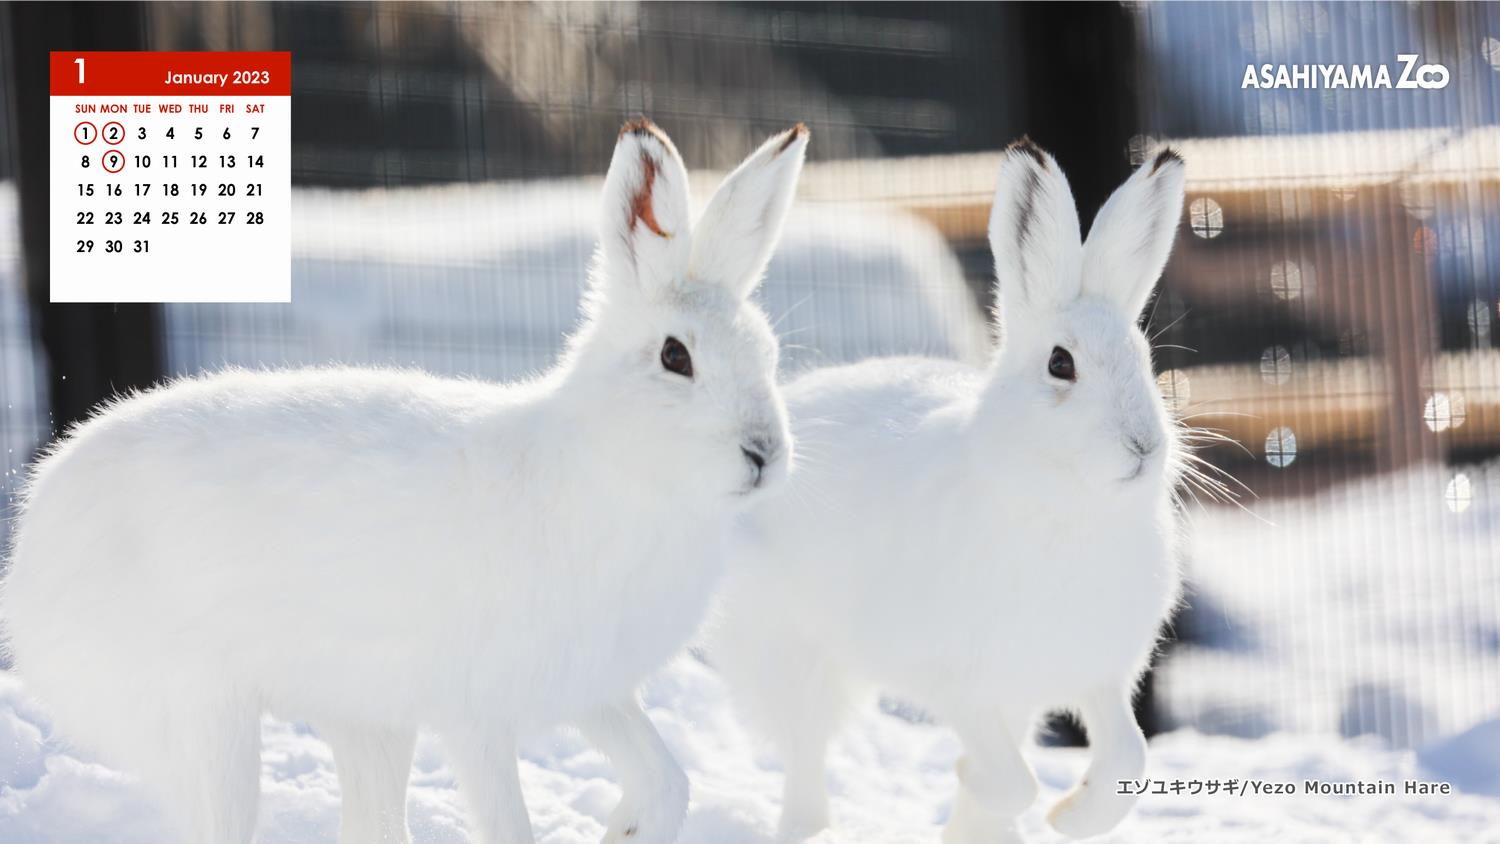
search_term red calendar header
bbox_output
[50,51,291,96]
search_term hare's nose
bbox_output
[741,439,773,487]
[742,445,767,472]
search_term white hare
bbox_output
[712,139,1188,842]
[2,118,809,844]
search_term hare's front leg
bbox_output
[577,696,689,844]
[1046,686,1146,837]
[325,723,418,843]
[444,725,536,844]
[943,710,1037,844]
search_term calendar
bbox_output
[49,52,291,303]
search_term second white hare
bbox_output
[2,119,808,844]
[713,139,1188,842]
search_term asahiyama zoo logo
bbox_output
[1243,54,1449,89]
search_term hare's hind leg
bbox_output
[1046,686,1146,837]
[716,622,858,842]
[576,697,688,844]
[442,724,534,844]
[140,692,262,844]
[774,700,845,844]
[771,657,856,843]
[325,723,417,843]
[943,708,1037,844]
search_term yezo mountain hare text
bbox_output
[713,139,1190,843]
[2,119,808,844]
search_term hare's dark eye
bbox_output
[1048,346,1076,382]
[661,336,693,378]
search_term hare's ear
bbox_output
[1082,148,1186,319]
[599,118,693,295]
[688,124,810,300]
[988,138,1083,321]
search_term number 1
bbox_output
[75,58,84,84]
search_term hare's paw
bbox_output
[955,754,1037,818]
[1045,778,1134,838]
[943,787,1024,844]
[601,767,688,844]
[775,796,831,842]
[1046,692,1145,838]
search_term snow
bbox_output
[1420,718,1500,798]
[4,653,1499,843]
[1161,461,1500,750]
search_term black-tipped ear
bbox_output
[688,124,810,300]
[1081,147,1186,318]
[599,118,693,293]
[1148,147,1182,177]
[987,137,1083,318]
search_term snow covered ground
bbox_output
[3,652,1499,843]
[5,457,1499,841]
[1162,460,1500,750]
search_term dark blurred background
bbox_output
[2,1,1498,751]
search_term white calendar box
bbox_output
[49,51,291,303]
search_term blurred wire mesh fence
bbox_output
[3,1,1499,746]
[0,0,51,526]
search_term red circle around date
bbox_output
[102,149,125,173]
[73,121,97,145]
[101,122,125,145]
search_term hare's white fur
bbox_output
[1,119,809,844]
[712,141,1188,842]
